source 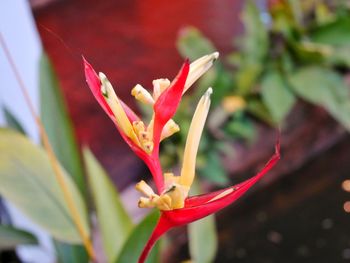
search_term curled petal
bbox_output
[166,139,280,225]
[153,60,190,152]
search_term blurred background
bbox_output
[2,0,350,262]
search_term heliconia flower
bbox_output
[83,52,219,192]
[135,88,281,263]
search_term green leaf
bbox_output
[2,108,26,135]
[39,53,85,196]
[310,17,350,46]
[261,71,296,123]
[83,148,133,263]
[116,211,160,263]
[54,241,88,263]
[289,66,350,131]
[0,129,89,243]
[177,27,216,60]
[246,98,275,125]
[0,225,38,249]
[188,180,217,263]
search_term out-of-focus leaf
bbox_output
[315,2,335,25]
[309,16,350,45]
[54,241,88,263]
[0,225,38,249]
[324,46,350,67]
[177,27,215,60]
[0,129,89,243]
[261,71,296,123]
[246,99,275,125]
[199,151,228,186]
[115,211,160,263]
[225,117,256,142]
[40,53,85,196]
[289,66,350,131]
[2,108,25,135]
[84,148,133,263]
[188,180,217,263]
[235,0,268,95]
[176,27,231,105]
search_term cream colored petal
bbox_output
[184,52,219,93]
[99,72,140,146]
[179,87,212,187]
[135,180,156,197]
[131,84,155,105]
[207,188,234,203]
[152,78,171,101]
[160,119,180,141]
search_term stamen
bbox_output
[131,84,155,105]
[179,88,212,188]
[184,52,219,93]
[99,72,141,146]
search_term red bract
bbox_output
[139,141,280,263]
[83,58,189,192]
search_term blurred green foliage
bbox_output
[161,0,350,185]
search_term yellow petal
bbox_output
[99,72,140,146]
[179,88,212,187]
[184,52,219,93]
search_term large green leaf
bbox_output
[261,70,296,123]
[309,17,350,46]
[54,241,88,263]
[188,180,218,263]
[83,148,133,263]
[0,129,89,243]
[115,211,160,263]
[40,53,85,196]
[0,225,38,250]
[289,66,350,131]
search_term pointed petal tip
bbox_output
[206,87,213,96]
[212,51,219,60]
[82,56,91,69]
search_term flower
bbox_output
[83,53,280,263]
[83,52,219,191]
[135,87,280,263]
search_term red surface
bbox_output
[34,0,243,189]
